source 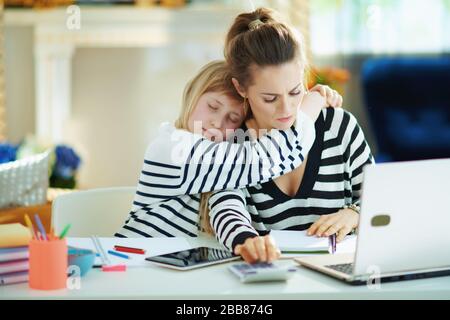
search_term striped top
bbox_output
[208,108,375,251]
[115,110,315,238]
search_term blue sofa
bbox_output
[362,57,450,162]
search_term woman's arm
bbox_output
[307,110,375,242]
[209,189,280,263]
[347,112,376,206]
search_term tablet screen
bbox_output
[145,247,238,269]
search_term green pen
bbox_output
[59,224,71,239]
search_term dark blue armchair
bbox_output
[362,57,450,162]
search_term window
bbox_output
[310,0,450,55]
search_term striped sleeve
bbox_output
[344,112,375,206]
[208,189,258,252]
[132,110,315,210]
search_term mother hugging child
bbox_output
[116,7,374,265]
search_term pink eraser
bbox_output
[102,264,127,272]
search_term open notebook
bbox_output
[271,230,357,255]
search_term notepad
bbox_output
[67,237,192,267]
[0,223,32,248]
[271,230,357,254]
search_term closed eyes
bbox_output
[208,103,219,111]
[263,90,303,103]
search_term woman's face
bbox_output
[187,91,245,141]
[236,60,305,131]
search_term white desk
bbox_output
[1,237,450,300]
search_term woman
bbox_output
[115,60,339,238]
[207,8,375,263]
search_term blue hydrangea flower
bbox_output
[53,145,81,179]
[0,143,18,164]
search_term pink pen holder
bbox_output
[29,238,68,290]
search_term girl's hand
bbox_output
[234,235,281,264]
[299,91,327,121]
[309,84,343,108]
[307,209,359,242]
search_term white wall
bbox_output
[4,26,35,144]
[68,46,223,188]
[4,27,224,188]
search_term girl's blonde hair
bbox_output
[175,60,243,235]
[175,60,243,129]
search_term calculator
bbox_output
[228,262,297,283]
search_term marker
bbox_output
[114,245,146,255]
[107,250,130,260]
[58,224,71,239]
[24,214,37,239]
[34,214,47,241]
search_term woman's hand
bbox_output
[309,84,343,108]
[234,235,281,264]
[307,209,359,242]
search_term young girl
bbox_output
[115,60,342,238]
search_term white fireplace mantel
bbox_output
[5,5,242,143]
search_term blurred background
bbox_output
[1,0,450,190]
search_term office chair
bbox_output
[52,186,136,237]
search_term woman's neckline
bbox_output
[258,114,325,201]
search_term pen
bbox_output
[34,214,47,241]
[331,233,336,254]
[114,245,146,254]
[107,250,130,260]
[329,234,337,254]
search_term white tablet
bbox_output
[145,247,240,270]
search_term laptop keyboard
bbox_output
[325,263,354,275]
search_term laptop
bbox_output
[295,158,450,285]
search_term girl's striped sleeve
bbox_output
[133,110,315,209]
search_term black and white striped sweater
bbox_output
[208,108,375,251]
[115,110,315,238]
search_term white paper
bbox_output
[67,237,192,267]
[271,230,357,254]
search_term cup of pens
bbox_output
[26,214,69,291]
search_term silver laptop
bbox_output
[295,158,450,285]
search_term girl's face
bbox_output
[234,60,305,131]
[187,91,245,141]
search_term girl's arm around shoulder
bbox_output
[140,119,316,196]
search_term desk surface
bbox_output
[1,237,450,300]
